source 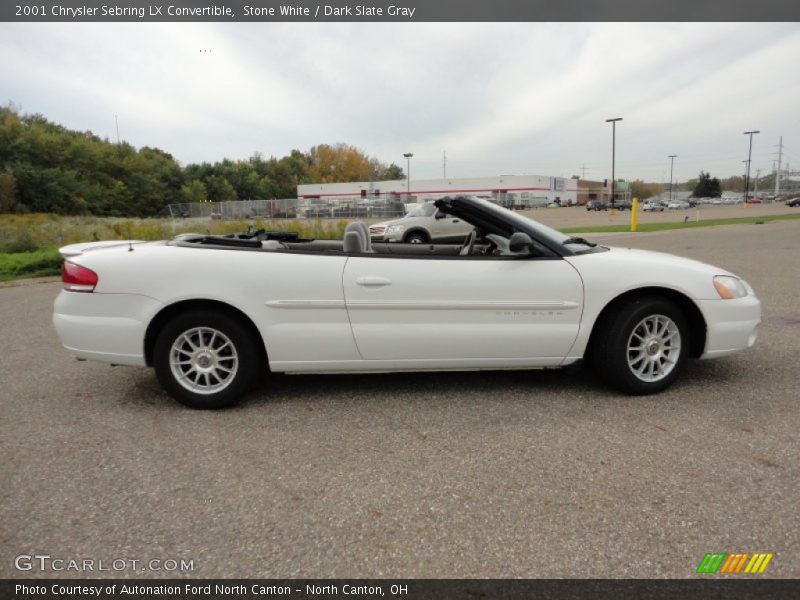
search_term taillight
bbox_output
[61,261,98,292]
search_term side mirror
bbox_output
[509,232,534,253]
[434,211,447,220]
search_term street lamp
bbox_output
[403,152,414,198]
[743,131,759,203]
[606,118,622,208]
[668,155,677,203]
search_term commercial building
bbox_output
[297,174,587,208]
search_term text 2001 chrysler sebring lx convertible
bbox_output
[53,196,761,409]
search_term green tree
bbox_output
[381,163,405,180]
[629,180,663,201]
[181,180,207,204]
[204,174,237,202]
[0,106,416,214]
[692,171,722,198]
[0,170,17,213]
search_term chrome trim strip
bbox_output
[266,300,578,310]
[265,300,346,309]
[347,300,579,310]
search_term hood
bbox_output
[565,245,744,301]
[369,218,404,230]
[600,245,736,277]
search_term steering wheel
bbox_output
[459,229,477,256]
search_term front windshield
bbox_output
[468,198,590,248]
[405,203,437,218]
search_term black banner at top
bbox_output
[2,0,800,22]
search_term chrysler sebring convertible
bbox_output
[53,196,760,409]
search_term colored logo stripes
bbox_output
[696,552,773,574]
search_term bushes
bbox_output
[0,247,61,281]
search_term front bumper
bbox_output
[698,295,761,358]
[370,234,402,243]
[53,291,163,366]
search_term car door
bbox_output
[342,255,584,364]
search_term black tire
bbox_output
[153,309,262,409]
[589,296,689,395]
[404,230,429,244]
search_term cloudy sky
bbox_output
[2,22,799,182]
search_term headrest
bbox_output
[345,221,372,252]
[343,231,364,253]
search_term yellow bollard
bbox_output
[630,197,638,232]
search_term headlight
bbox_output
[386,225,405,234]
[713,275,748,299]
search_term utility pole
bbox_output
[743,130,759,203]
[775,136,783,197]
[668,155,677,203]
[580,164,590,179]
[114,114,120,144]
[442,150,447,179]
[606,118,623,208]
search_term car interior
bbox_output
[175,220,542,258]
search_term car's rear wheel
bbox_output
[154,310,261,409]
[589,296,689,395]
[404,231,429,244]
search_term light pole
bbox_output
[403,153,413,199]
[668,155,677,203]
[606,118,622,208]
[743,130,759,203]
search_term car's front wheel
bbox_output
[590,296,689,395]
[404,231,429,244]
[154,310,262,409]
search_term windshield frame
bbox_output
[435,196,602,257]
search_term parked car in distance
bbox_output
[786,197,800,207]
[586,200,609,211]
[368,201,473,244]
[745,197,762,204]
[304,200,333,218]
[642,200,665,212]
[54,195,761,409]
[667,201,690,210]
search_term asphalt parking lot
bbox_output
[1,221,798,579]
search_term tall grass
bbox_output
[0,214,351,281]
[0,214,350,252]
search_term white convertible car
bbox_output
[54,196,761,409]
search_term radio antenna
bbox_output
[127,222,134,252]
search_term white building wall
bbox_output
[297,174,579,206]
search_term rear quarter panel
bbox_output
[71,244,359,364]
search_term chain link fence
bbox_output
[164,191,573,222]
[165,197,409,220]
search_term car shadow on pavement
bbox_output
[115,356,750,411]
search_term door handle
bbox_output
[356,277,392,287]
[452,219,460,222]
